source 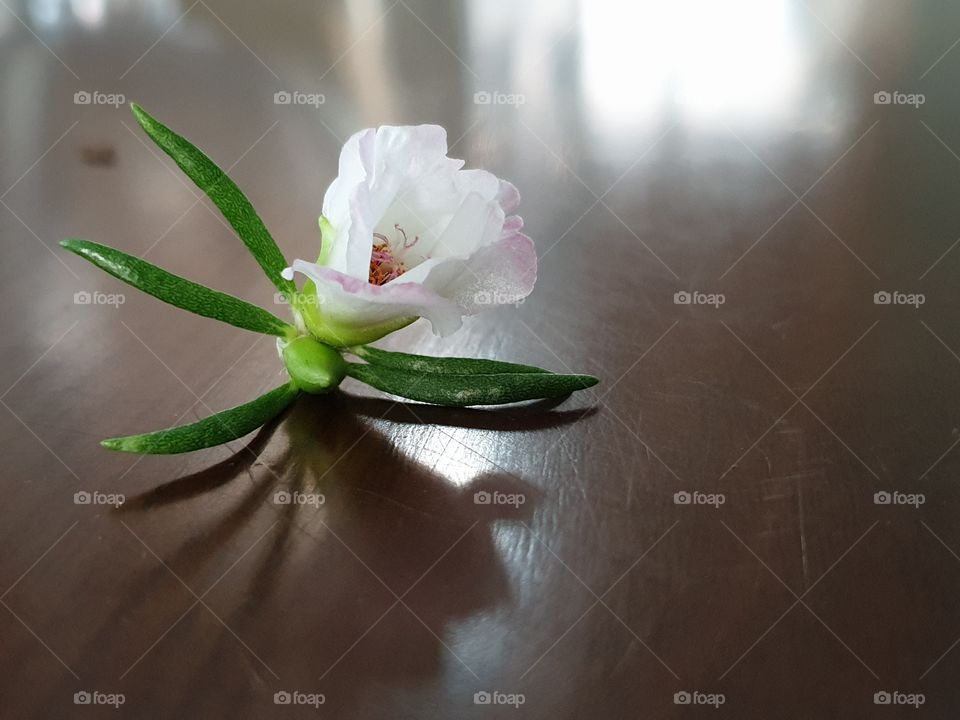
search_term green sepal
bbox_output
[317,215,334,265]
[61,239,294,338]
[101,383,299,454]
[293,281,416,347]
[130,103,295,296]
[345,363,598,406]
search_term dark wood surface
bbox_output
[2,1,960,717]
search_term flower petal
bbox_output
[496,179,521,214]
[502,214,524,236]
[321,129,376,276]
[321,125,454,280]
[401,190,505,268]
[412,230,537,314]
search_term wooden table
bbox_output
[2,1,959,717]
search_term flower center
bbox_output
[369,224,419,285]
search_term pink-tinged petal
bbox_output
[289,260,465,339]
[496,179,521,214]
[502,214,524,237]
[416,231,537,314]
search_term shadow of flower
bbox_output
[110,392,554,713]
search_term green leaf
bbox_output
[346,363,598,406]
[130,103,295,295]
[101,383,298,454]
[61,239,294,338]
[352,345,549,375]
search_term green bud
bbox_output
[281,337,347,394]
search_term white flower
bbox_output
[281,124,536,346]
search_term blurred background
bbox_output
[3,0,960,717]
